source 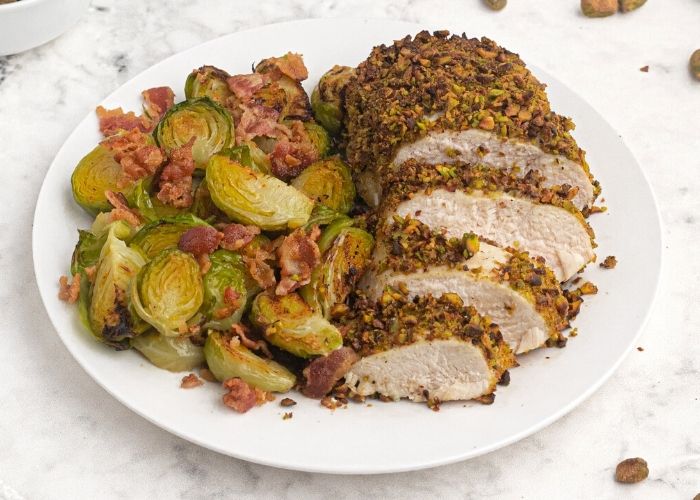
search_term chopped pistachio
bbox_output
[581,0,617,17]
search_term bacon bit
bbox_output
[58,273,81,303]
[180,373,204,389]
[213,287,242,319]
[141,86,175,130]
[231,323,272,358]
[100,129,165,187]
[256,53,309,81]
[96,106,145,136]
[280,397,297,407]
[269,120,320,180]
[600,255,618,269]
[179,226,223,256]
[302,347,360,399]
[227,73,269,101]
[578,281,599,295]
[320,396,342,410]
[200,367,217,382]
[255,387,275,404]
[220,224,260,251]
[276,226,321,296]
[157,139,196,208]
[196,253,212,275]
[222,378,258,413]
[105,190,142,227]
[84,265,97,283]
[235,104,280,143]
[244,248,276,289]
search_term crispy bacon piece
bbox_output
[219,224,260,251]
[178,226,224,256]
[213,287,242,320]
[235,104,281,143]
[302,347,360,399]
[180,373,204,389]
[141,86,175,130]
[243,248,277,290]
[231,324,272,358]
[96,106,145,136]
[222,378,258,413]
[269,120,320,180]
[256,53,308,81]
[100,129,165,187]
[105,190,142,227]
[157,139,196,208]
[227,73,269,101]
[276,226,321,296]
[58,273,81,303]
[196,253,212,275]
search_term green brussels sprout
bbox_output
[303,204,348,231]
[316,216,355,254]
[71,144,133,215]
[131,249,204,337]
[300,227,374,318]
[311,65,355,135]
[205,154,313,230]
[70,229,108,331]
[250,291,343,358]
[154,97,234,167]
[291,157,355,214]
[204,331,296,392]
[131,331,205,372]
[303,121,331,158]
[217,143,270,175]
[201,249,261,331]
[89,223,147,349]
[184,65,233,105]
[130,214,209,260]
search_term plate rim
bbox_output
[31,17,664,474]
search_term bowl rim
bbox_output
[0,0,59,12]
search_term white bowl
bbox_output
[0,0,90,56]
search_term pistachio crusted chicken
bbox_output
[361,216,572,354]
[343,30,598,211]
[339,289,516,403]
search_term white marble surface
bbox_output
[0,0,698,498]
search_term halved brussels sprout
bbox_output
[303,204,347,231]
[217,144,270,175]
[291,157,355,214]
[205,154,313,230]
[316,216,355,254]
[204,331,296,392]
[132,331,205,372]
[311,65,356,135]
[250,291,343,358]
[301,227,374,318]
[154,97,233,167]
[303,121,330,158]
[131,249,204,337]
[130,214,209,260]
[202,249,261,331]
[184,65,233,105]
[71,144,133,215]
[89,223,147,348]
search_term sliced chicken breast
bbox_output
[340,292,515,403]
[388,188,595,281]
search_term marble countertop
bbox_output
[1,0,698,498]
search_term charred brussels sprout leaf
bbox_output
[154,97,233,167]
[311,65,355,135]
[303,121,330,158]
[184,65,233,105]
[71,144,133,215]
[130,214,209,260]
[291,157,355,214]
[316,216,355,254]
[89,223,147,349]
[250,291,342,358]
[71,230,106,276]
[204,331,296,392]
[202,249,261,331]
[131,249,204,337]
[301,227,374,318]
[205,154,313,230]
[132,331,205,372]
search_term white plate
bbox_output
[32,18,662,474]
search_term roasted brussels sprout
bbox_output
[303,121,331,158]
[250,291,343,358]
[128,177,189,222]
[184,65,233,105]
[131,331,205,372]
[303,204,348,231]
[154,98,233,167]
[70,228,108,330]
[88,223,147,348]
[316,216,354,254]
[291,157,355,214]
[202,249,261,331]
[204,331,296,392]
[205,154,313,230]
[130,214,209,260]
[311,65,356,135]
[217,143,270,175]
[131,249,204,336]
[301,227,374,318]
[71,144,133,215]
